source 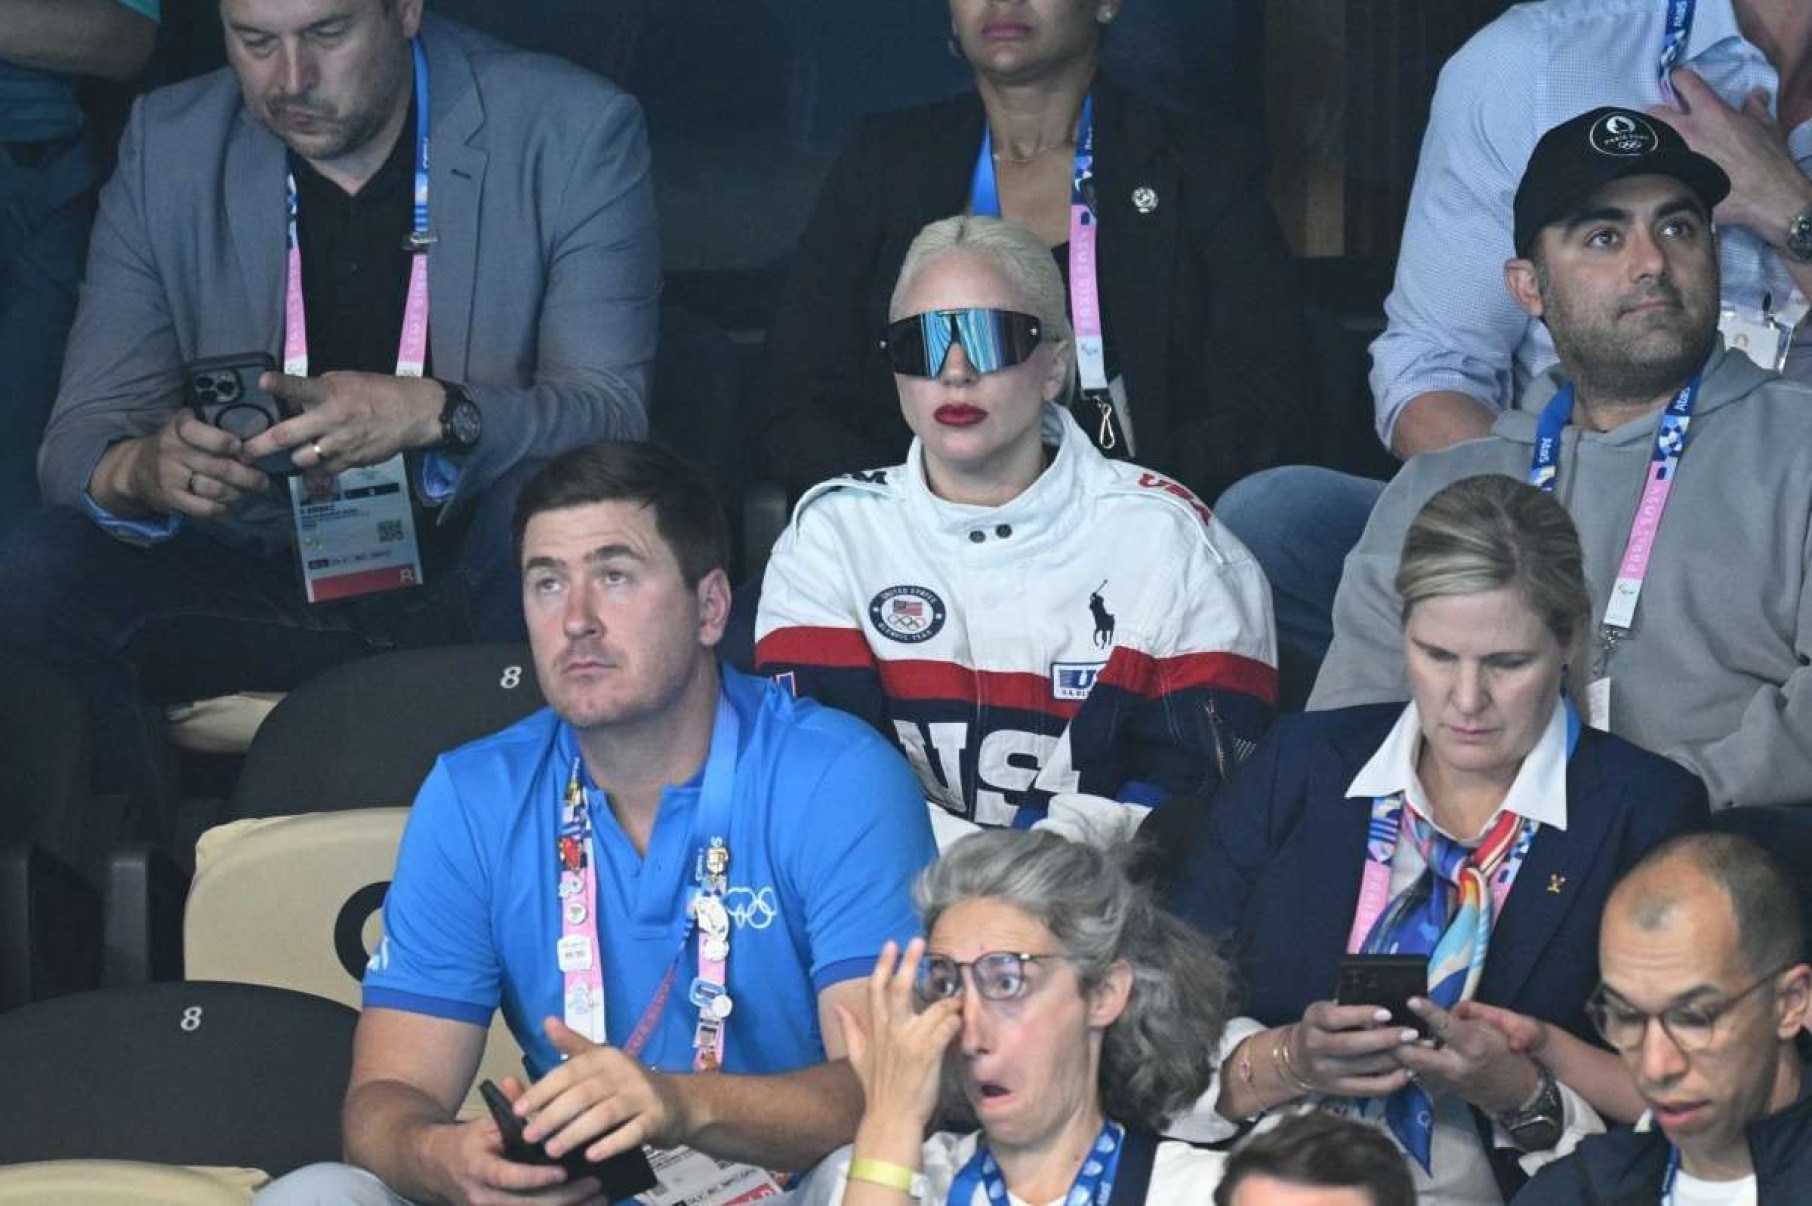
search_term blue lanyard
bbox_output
[947,1120,1123,1206]
[1661,1145,1681,1204]
[407,35,432,246]
[969,93,1096,220]
[1658,0,1696,100]
[1526,374,1701,494]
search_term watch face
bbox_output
[448,399,482,446]
[1789,207,1812,262]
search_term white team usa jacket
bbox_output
[754,405,1279,825]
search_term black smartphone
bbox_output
[1334,954,1432,1038]
[478,1079,659,1198]
[183,352,298,477]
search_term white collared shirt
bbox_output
[1344,697,1572,851]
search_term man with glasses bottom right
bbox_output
[1515,832,1810,1204]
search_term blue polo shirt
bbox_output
[365,666,936,1079]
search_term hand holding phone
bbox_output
[479,1078,658,1198]
[184,352,299,477]
[1335,954,1433,1039]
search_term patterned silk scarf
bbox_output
[1360,804,1534,1171]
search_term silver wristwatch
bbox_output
[1497,1061,1564,1152]
[1785,202,1812,263]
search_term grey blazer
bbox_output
[39,15,659,535]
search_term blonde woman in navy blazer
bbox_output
[1166,476,1708,1206]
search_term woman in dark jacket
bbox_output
[765,0,1315,504]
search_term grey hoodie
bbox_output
[1312,343,1812,808]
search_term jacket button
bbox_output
[969,530,985,543]
[995,524,1013,538]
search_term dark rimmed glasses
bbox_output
[880,308,1045,378]
[1586,963,1795,1054]
[915,951,1075,1003]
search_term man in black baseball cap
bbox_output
[1315,99,1812,811]
[1500,106,1730,431]
[1513,106,1730,258]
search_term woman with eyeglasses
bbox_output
[762,0,1315,506]
[1165,476,1709,1206]
[817,828,1235,1205]
[755,215,1277,838]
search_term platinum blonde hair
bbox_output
[890,214,1075,398]
[917,829,1236,1130]
[1395,474,1593,697]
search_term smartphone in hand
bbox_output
[1335,954,1432,1038]
[478,1079,658,1198]
[184,352,297,477]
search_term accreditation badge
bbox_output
[639,1146,785,1205]
[290,453,423,603]
[1719,305,1794,374]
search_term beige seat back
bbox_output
[185,810,526,1118]
[0,1161,263,1204]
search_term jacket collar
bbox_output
[902,403,1102,550]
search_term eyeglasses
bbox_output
[880,308,1045,377]
[915,951,1074,1003]
[1586,963,1794,1054]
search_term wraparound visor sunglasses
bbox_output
[881,307,1045,377]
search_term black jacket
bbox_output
[764,75,1316,503]
[1512,1062,1812,1205]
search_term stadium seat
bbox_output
[0,981,355,1175]
[0,842,100,1011]
[0,1161,261,1204]
[105,644,546,984]
[183,809,527,1119]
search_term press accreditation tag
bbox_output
[1586,677,1612,733]
[638,1146,784,1205]
[291,453,423,603]
[1719,308,1793,374]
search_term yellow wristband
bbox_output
[849,1157,925,1198]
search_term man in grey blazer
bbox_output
[0,0,659,826]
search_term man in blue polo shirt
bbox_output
[262,440,935,1204]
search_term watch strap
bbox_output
[1497,1061,1564,1151]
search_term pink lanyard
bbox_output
[282,37,433,380]
[558,697,738,1071]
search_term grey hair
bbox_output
[917,829,1236,1130]
[1396,474,1592,695]
[889,215,1075,398]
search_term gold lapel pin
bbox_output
[1548,874,1567,894]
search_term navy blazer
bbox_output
[764,73,1316,503]
[1168,704,1709,1045]
[1166,705,1708,1195]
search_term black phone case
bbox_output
[1335,954,1432,1037]
[479,1079,659,1198]
[183,352,298,477]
